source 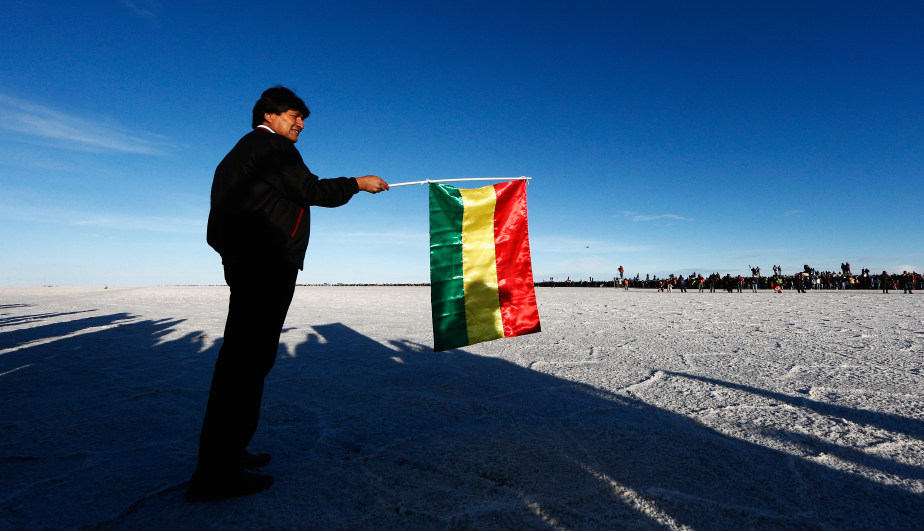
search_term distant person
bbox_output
[880,271,891,294]
[188,86,389,501]
[796,273,807,293]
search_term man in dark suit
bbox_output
[188,86,389,501]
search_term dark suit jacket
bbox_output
[207,128,359,269]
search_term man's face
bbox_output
[264,109,304,142]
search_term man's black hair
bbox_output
[251,86,310,128]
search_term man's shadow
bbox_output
[251,323,924,530]
[3,312,922,529]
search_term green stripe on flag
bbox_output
[429,183,468,350]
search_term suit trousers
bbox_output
[196,259,298,470]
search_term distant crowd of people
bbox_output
[536,263,920,294]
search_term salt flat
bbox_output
[1,286,922,530]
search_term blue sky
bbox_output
[1,1,922,286]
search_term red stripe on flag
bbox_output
[492,180,541,337]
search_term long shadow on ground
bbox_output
[244,323,922,530]
[0,310,218,529]
[2,311,922,529]
[667,371,924,440]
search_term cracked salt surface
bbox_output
[1,286,922,529]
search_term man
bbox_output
[187,86,389,501]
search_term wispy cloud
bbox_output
[621,210,694,223]
[728,249,795,265]
[121,0,160,26]
[70,214,201,234]
[532,236,652,254]
[0,94,173,155]
[783,210,802,217]
[328,230,426,247]
[340,231,424,241]
[0,192,201,235]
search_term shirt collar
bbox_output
[256,124,275,134]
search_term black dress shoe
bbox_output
[186,468,273,501]
[241,451,271,469]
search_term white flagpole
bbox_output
[388,176,531,187]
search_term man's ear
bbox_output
[263,112,275,124]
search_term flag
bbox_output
[429,180,541,351]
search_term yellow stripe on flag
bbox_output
[460,186,504,344]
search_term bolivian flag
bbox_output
[429,180,541,351]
